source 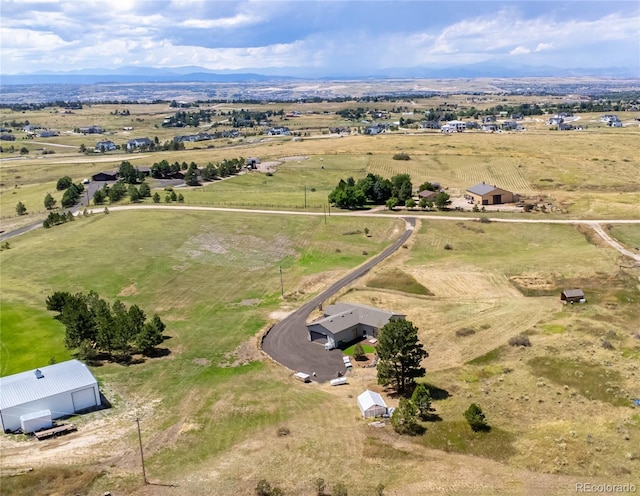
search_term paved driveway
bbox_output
[261,217,416,382]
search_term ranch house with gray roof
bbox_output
[307,302,405,349]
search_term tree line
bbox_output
[46,291,166,362]
[328,173,450,210]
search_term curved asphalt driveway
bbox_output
[261,217,416,383]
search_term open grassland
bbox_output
[609,224,640,252]
[1,100,640,495]
[2,211,639,495]
[2,102,639,222]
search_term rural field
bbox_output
[1,97,639,495]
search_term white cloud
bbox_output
[510,46,531,55]
[535,43,553,53]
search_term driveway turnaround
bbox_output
[261,217,416,383]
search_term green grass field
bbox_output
[0,302,72,376]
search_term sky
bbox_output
[1,0,639,76]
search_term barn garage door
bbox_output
[72,388,97,412]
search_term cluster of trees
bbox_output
[15,201,27,216]
[162,109,213,127]
[93,181,151,205]
[328,173,416,209]
[56,176,85,208]
[46,291,166,360]
[153,190,184,204]
[43,210,74,228]
[375,318,489,435]
[150,157,244,181]
[230,109,282,128]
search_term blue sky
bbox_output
[1,0,638,76]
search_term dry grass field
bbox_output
[1,98,639,495]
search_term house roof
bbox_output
[317,303,404,334]
[467,183,499,196]
[418,190,437,199]
[357,390,387,412]
[0,359,97,410]
[562,289,584,298]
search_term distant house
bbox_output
[558,123,574,131]
[501,121,521,131]
[420,120,440,130]
[126,137,153,150]
[561,289,585,303]
[92,171,118,182]
[600,114,619,123]
[511,113,524,120]
[548,117,564,126]
[608,120,622,128]
[441,120,466,133]
[38,130,59,138]
[0,359,100,433]
[466,182,517,205]
[267,127,291,136]
[95,140,116,152]
[364,123,389,135]
[357,390,388,418]
[78,126,103,134]
[307,302,405,350]
[482,115,496,124]
[417,190,437,200]
[482,124,499,132]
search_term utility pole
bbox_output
[136,417,148,484]
[304,185,307,208]
[279,265,284,296]
[323,203,327,225]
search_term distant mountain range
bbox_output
[1,63,637,85]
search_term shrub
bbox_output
[352,343,365,361]
[392,152,410,161]
[479,216,491,223]
[508,334,531,347]
[444,244,453,250]
[456,328,476,337]
[601,340,614,350]
[464,403,489,432]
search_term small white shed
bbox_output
[0,359,100,433]
[357,390,387,418]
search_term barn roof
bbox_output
[0,359,97,410]
[467,183,499,196]
[357,390,387,413]
[562,289,584,298]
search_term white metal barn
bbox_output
[357,390,387,418]
[0,359,100,433]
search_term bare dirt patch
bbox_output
[118,282,138,297]
[180,232,295,269]
[221,336,262,368]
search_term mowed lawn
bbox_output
[0,303,72,376]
